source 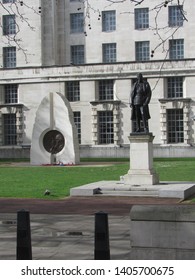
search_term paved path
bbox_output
[0,213,132,260]
[0,196,181,215]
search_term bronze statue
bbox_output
[130,73,151,133]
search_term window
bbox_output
[3,47,16,68]
[169,39,184,59]
[102,43,116,63]
[98,111,114,144]
[3,0,16,3]
[135,41,150,61]
[167,109,184,143]
[3,15,16,35]
[99,80,114,101]
[4,84,18,104]
[135,8,149,29]
[102,10,116,32]
[169,5,184,27]
[167,77,183,98]
[70,13,84,33]
[74,111,81,144]
[71,45,84,64]
[3,114,17,145]
[66,81,80,101]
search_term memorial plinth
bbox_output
[124,133,159,185]
[70,133,195,199]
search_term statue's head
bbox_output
[137,73,143,82]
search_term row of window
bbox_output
[1,37,184,68]
[66,80,115,102]
[135,39,184,61]
[0,77,184,106]
[69,5,183,61]
[66,77,184,102]
[1,108,184,146]
[1,4,184,66]
[135,6,184,29]
[0,111,81,146]
[70,6,183,34]
[2,5,183,36]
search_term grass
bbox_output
[154,158,195,182]
[0,158,195,200]
[0,163,128,199]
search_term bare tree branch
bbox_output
[0,0,40,63]
[0,0,188,67]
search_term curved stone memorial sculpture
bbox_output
[30,92,80,165]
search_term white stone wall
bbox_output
[0,1,195,158]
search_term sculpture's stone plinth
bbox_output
[123,133,159,185]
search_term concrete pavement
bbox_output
[0,213,130,260]
[0,196,182,260]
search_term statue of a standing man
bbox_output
[130,73,151,133]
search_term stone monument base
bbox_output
[123,133,159,185]
[70,180,195,199]
[123,170,159,185]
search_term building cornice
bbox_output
[90,100,121,106]
[0,103,24,108]
[159,98,192,103]
[1,59,195,84]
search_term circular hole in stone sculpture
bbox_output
[43,130,65,154]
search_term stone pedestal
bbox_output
[124,133,159,185]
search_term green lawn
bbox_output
[0,158,195,199]
[0,163,128,199]
[154,158,195,182]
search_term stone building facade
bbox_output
[0,0,195,158]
